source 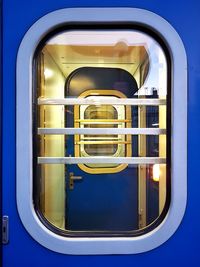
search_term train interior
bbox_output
[36,30,167,233]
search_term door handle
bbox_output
[69,172,83,190]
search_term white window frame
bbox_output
[16,7,187,255]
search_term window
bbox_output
[16,8,187,254]
[75,90,132,173]
[35,29,169,233]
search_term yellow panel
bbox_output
[45,45,149,82]
[39,49,66,229]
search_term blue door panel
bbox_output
[65,67,139,231]
[2,0,200,266]
[66,168,139,230]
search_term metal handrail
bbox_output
[38,128,166,135]
[37,156,166,164]
[38,98,166,106]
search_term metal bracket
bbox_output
[2,215,9,244]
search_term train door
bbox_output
[2,6,188,266]
[65,68,138,231]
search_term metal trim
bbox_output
[75,119,131,123]
[74,89,132,174]
[75,141,131,145]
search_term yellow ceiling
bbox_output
[45,44,148,78]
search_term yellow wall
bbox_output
[40,49,66,228]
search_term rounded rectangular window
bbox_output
[35,28,170,235]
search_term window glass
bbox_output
[35,29,169,234]
[83,104,119,156]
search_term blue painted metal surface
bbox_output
[65,67,139,231]
[2,0,200,266]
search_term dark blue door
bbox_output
[65,67,139,231]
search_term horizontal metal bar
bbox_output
[38,98,166,106]
[82,137,120,140]
[38,157,166,164]
[76,122,127,125]
[75,119,131,123]
[75,141,131,145]
[38,128,166,135]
